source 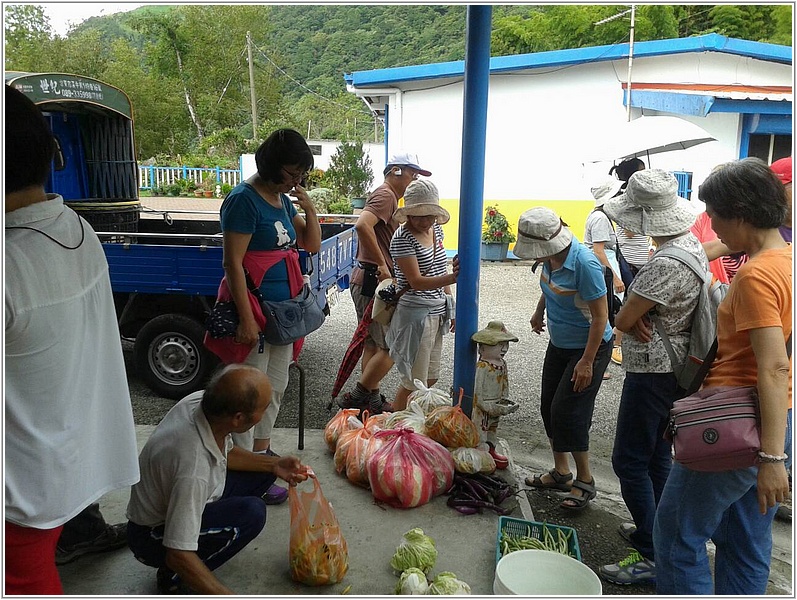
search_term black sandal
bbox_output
[560,478,596,511]
[525,468,573,491]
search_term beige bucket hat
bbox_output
[512,207,573,260]
[392,179,450,224]
[591,178,624,207]
[603,169,695,236]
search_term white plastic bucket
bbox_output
[493,549,602,595]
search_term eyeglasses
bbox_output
[281,166,310,183]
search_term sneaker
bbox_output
[611,346,623,365]
[262,483,289,505]
[156,567,192,595]
[618,522,636,543]
[599,550,656,585]
[55,523,128,565]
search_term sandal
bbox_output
[525,468,573,491]
[560,478,596,511]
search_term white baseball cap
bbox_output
[386,151,432,176]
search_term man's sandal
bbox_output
[560,478,597,511]
[525,468,573,491]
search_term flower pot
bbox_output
[481,242,509,262]
[203,190,214,198]
[194,190,204,197]
[351,197,367,210]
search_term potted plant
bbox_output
[481,205,516,261]
[200,174,216,198]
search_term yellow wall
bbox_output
[438,199,595,252]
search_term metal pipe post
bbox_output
[452,5,492,417]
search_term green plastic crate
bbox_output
[496,516,582,564]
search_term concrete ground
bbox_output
[57,427,527,596]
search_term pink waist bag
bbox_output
[666,386,760,472]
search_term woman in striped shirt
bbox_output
[385,179,459,410]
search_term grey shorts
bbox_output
[350,283,389,350]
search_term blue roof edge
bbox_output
[346,33,792,87]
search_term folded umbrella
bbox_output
[326,297,375,410]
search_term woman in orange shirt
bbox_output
[653,158,792,595]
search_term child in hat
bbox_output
[471,321,519,470]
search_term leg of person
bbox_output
[350,283,376,373]
[245,342,292,452]
[556,341,610,510]
[393,315,440,411]
[712,484,777,594]
[340,320,394,412]
[424,316,444,390]
[55,502,128,565]
[525,342,574,488]
[602,372,678,583]
[653,463,757,594]
[5,522,64,594]
[245,341,292,503]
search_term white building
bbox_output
[241,139,386,182]
[345,33,792,249]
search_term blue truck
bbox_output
[8,71,358,399]
[101,214,357,398]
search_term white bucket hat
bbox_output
[603,169,695,236]
[513,207,574,260]
[591,178,624,207]
[393,179,450,224]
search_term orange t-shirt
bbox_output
[703,245,792,406]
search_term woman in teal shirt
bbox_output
[220,129,320,503]
[514,207,612,511]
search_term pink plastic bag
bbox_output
[365,428,455,508]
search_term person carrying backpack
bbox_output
[597,170,708,585]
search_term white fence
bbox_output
[139,165,241,190]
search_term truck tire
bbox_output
[134,314,216,399]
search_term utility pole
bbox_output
[626,5,636,122]
[246,31,258,136]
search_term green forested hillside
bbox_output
[4,4,791,164]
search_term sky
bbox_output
[39,2,146,36]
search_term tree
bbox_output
[323,141,374,200]
[4,4,55,71]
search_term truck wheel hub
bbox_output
[149,335,198,382]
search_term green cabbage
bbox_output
[390,528,437,575]
[428,571,471,595]
[395,567,430,595]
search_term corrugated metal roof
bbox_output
[345,33,792,88]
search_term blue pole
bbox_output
[452,5,491,416]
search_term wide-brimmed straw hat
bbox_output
[471,321,518,345]
[603,169,695,237]
[512,207,574,260]
[393,179,450,224]
[591,178,624,207]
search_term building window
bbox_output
[672,170,692,200]
[748,134,792,164]
[308,144,322,156]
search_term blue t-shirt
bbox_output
[539,241,613,349]
[220,182,298,301]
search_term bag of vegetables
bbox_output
[344,426,378,487]
[450,446,496,474]
[323,408,361,452]
[385,400,428,435]
[333,418,365,474]
[407,379,451,415]
[288,472,349,586]
[366,428,455,508]
[363,411,390,435]
[425,404,480,450]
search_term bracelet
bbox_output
[757,451,789,463]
